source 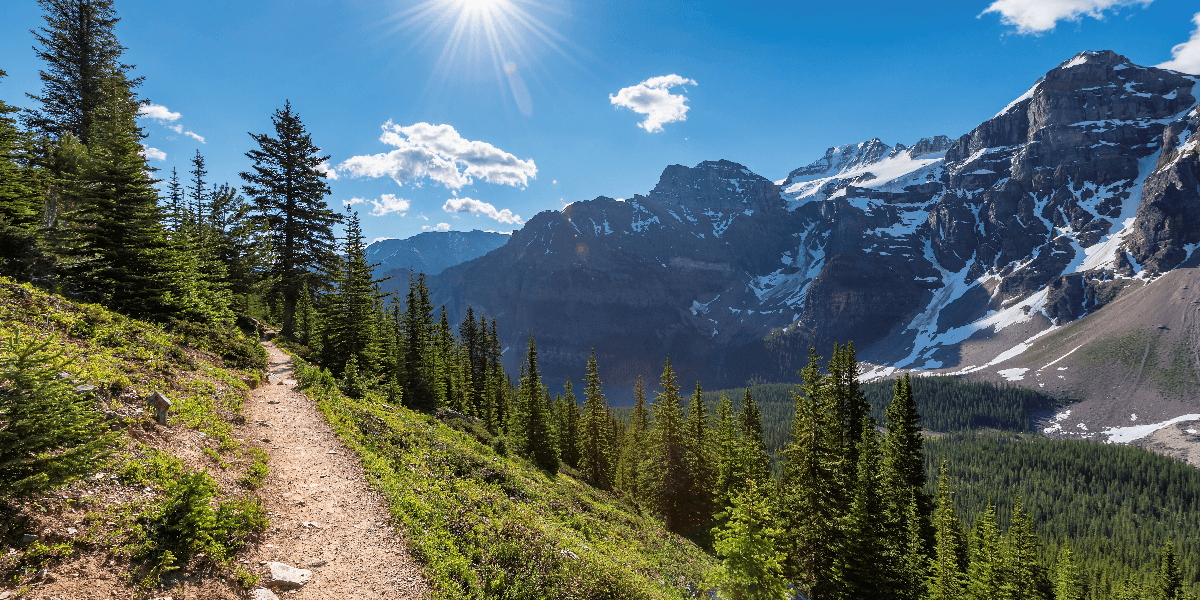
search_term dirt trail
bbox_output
[240,341,429,599]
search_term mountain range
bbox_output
[380,50,1200,440]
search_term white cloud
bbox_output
[370,237,395,244]
[183,130,205,144]
[169,124,183,134]
[139,145,166,161]
[339,121,537,190]
[345,194,411,217]
[314,161,339,180]
[138,103,180,122]
[422,222,451,232]
[1159,13,1200,74]
[980,0,1152,35]
[609,74,697,133]
[442,197,524,225]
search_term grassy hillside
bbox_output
[0,279,270,596]
[290,357,718,600]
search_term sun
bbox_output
[385,0,577,114]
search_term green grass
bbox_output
[290,357,718,600]
[1074,328,1200,398]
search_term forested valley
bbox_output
[1,1,1198,599]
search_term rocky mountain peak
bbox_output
[648,159,783,212]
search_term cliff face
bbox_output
[368,230,509,280]
[429,51,1200,389]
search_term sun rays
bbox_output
[385,0,578,116]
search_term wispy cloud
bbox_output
[610,74,697,133]
[139,145,167,161]
[138,103,181,122]
[344,194,411,217]
[442,197,523,225]
[422,222,451,232]
[183,130,205,144]
[339,122,537,190]
[1159,12,1200,74]
[980,0,1153,35]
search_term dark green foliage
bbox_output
[644,358,691,532]
[928,461,967,600]
[0,72,46,280]
[684,381,717,534]
[138,468,268,569]
[861,376,1059,433]
[925,432,1200,598]
[617,375,650,499]
[240,101,340,339]
[509,334,559,473]
[554,379,582,469]
[320,210,384,376]
[27,0,139,145]
[1154,540,1183,600]
[170,319,267,371]
[0,331,118,496]
[580,349,615,490]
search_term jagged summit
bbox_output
[779,135,953,206]
[648,159,782,212]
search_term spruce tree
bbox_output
[684,381,717,530]
[1003,497,1049,600]
[579,350,614,489]
[967,503,1005,600]
[321,210,383,376]
[838,416,887,599]
[400,270,437,411]
[777,348,841,600]
[618,375,650,499]
[240,101,341,339]
[928,461,967,600]
[709,479,789,600]
[1054,541,1085,600]
[0,72,46,279]
[556,380,581,468]
[0,332,118,496]
[27,0,140,146]
[511,334,559,473]
[1153,540,1183,600]
[714,394,743,512]
[644,358,689,531]
[738,389,771,488]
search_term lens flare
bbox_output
[385,0,578,116]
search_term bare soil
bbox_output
[239,341,430,599]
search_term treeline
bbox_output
[925,431,1200,598]
[694,375,1061,456]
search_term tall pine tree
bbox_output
[240,101,341,338]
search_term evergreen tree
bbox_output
[0,332,118,496]
[399,270,437,411]
[714,394,743,512]
[321,210,383,376]
[839,417,887,599]
[510,334,559,473]
[294,278,316,347]
[684,381,717,531]
[928,461,967,600]
[1003,497,1049,600]
[777,349,841,600]
[579,350,614,489]
[555,380,581,469]
[187,149,207,224]
[27,0,140,146]
[967,503,1006,600]
[0,72,46,279]
[883,374,925,502]
[166,166,183,230]
[1054,541,1085,600]
[710,479,789,600]
[1153,540,1183,600]
[52,74,214,321]
[644,358,690,531]
[738,389,771,488]
[240,101,341,339]
[618,375,650,499]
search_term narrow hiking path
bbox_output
[239,341,430,599]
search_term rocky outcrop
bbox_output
[369,230,509,283]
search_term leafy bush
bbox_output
[138,469,267,569]
[0,331,118,496]
[170,319,267,372]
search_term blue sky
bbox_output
[2,0,1198,243]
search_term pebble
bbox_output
[251,590,280,600]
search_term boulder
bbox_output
[266,561,312,589]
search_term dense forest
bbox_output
[1,1,1198,599]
